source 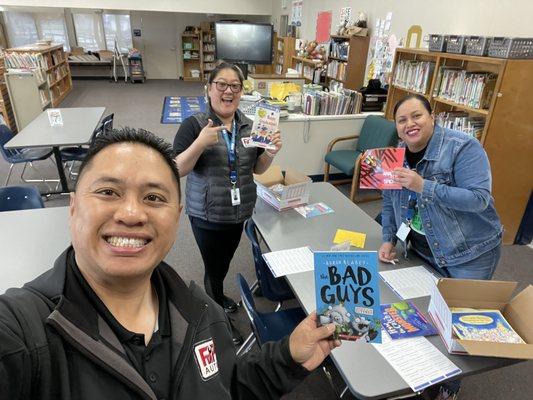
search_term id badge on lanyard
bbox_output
[396,191,416,242]
[222,120,240,206]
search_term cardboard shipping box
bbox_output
[428,278,533,359]
[254,165,311,211]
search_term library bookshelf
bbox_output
[182,32,202,81]
[274,36,296,74]
[291,55,324,82]
[6,43,72,108]
[385,48,533,244]
[326,35,369,90]
[201,23,216,81]
[0,58,17,133]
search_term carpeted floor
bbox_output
[1,79,531,399]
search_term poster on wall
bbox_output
[316,11,332,43]
[339,6,352,25]
[291,0,303,26]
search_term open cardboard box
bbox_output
[428,278,533,359]
[254,165,311,211]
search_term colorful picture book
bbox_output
[381,301,437,340]
[359,147,405,190]
[249,103,279,150]
[294,202,334,218]
[315,251,381,343]
[451,310,525,344]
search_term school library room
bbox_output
[0,0,531,399]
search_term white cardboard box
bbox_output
[254,165,311,211]
[428,278,533,359]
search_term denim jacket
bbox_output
[382,125,503,267]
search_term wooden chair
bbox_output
[324,115,398,203]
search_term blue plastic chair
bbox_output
[61,113,114,166]
[0,125,55,187]
[244,218,295,308]
[0,185,44,211]
[236,273,306,355]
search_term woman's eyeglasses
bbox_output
[212,81,242,93]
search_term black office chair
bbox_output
[236,273,306,356]
[244,219,295,310]
[0,185,44,211]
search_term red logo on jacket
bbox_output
[194,339,219,380]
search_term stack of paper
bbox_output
[379,266,438,300]
[262,246,314,278]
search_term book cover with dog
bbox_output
[315,251,381,343]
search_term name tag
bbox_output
[231,187,241,206]
[396,222,411,242]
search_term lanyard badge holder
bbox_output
[396,191,417,242]
[222,120,241,206]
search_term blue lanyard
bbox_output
[406,190,417,222]
[221,119,238,186]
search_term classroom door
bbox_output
[141,12,178,79]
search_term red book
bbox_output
[359,147,405,190]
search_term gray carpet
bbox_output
[1,79,531,399]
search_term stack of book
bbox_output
[434,68,496,109]
[392,60,435,94]
[302,88,361,116]
[437,111,485,140]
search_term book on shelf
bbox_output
[436,112,485,140]
[329,40,349,60]
[451,309,525,344]
[435,68,496,109]
[359,147,406,190]
[4,52,49,70]
[393,60,435,94]
[381,301,437,340]
[315,251,381,343]
[327,60,347,81]
[249,103,279,150]
[302,88,361,116]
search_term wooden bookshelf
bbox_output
[291,56,324,82]
[385,48,533,244]
[181,32,202,81]
[201,22,216,80]
[0,58,17,133]
[274,36,296,74]
[6,43,72,108]
[326,35,370,90]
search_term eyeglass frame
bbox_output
[211,80,243,93]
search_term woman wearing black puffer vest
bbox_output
[173,62,282,345]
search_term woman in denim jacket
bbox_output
[379,94,503,280]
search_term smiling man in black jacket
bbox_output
[0,128,341,400]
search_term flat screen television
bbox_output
[215,22,273,64]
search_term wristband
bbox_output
[264,150,276,158]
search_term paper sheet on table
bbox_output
[333,229,366,248]
[262,246,314,278]
[379,266,438,299]
[373,331,462,392]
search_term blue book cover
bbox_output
[315,251,381,343]
[381,301,437,340]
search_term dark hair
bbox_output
[393,93,432,119]
[76,127,181,198]
[207,61,244,85]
